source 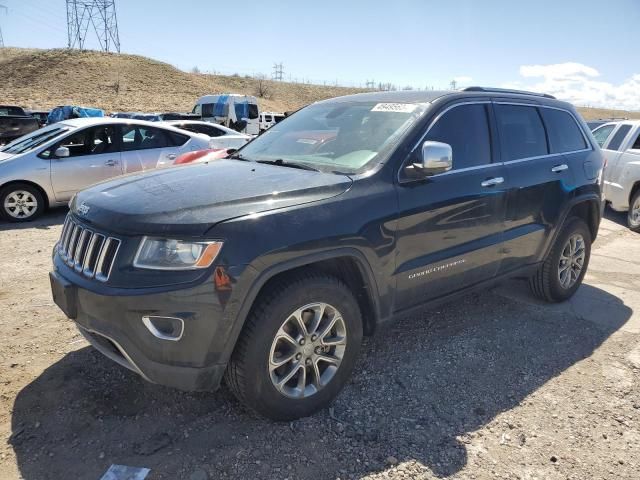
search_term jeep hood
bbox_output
[72,159,352,236]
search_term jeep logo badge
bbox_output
[77,202,90,215]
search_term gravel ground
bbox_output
[0,208,638,480]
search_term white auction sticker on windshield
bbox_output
[371,103,417,113]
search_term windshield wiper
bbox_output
[228,152,250,161]
[256,159,320,172]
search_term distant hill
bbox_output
[1,47,638,120]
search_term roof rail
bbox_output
[462,86,556,99]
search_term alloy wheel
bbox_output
[3,190,38,219]
[558,233,585,289]
[268,302,347,398]
[630,196,640,227]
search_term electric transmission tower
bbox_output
[272,62,284,81]
[0,4,7,48]
[66,0,120,53]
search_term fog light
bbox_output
[142,316,184,341]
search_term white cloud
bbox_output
[508,62,640,111]
[453,76,473,84]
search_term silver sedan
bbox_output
[0,117,212,222]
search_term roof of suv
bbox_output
[320,87,569,108]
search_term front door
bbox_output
[394,102,508,311]
[50,125,121,202]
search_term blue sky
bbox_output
[3,0,640,109]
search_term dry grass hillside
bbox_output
[1,47,639,121]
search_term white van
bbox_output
[192,94,260,136]
[259,112,286,132]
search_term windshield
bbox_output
[1,125,70,155]
[237,101,427,174]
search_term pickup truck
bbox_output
[0,106,40,144]
[592,120,640,231]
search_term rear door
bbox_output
[495,103,588,273]
[119,125,189,172]
[50,125,121,201]
[601,124,634,205]
[394,102,508,310]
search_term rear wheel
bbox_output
[225,271,362,420]
[529,217,591,302]
[0,183,45,222]
[628,189,640,233]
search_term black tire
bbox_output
[627,189,640,233]
[529,217,591,302]
[0,183,45,222]
[224,271,363,420]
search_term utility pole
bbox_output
[272,62,284,81]
[66,0,120,53]
[0,4,7,48]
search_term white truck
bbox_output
[192,94,260,136]
[593,120,640,231]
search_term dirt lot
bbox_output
[0,209,638,480]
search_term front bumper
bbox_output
[50,257,252,391]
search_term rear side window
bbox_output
[425,103,492,169]
[606,125,632,151]
[248,104,259,120]
[539,108,587,153]
[167,130,189,146]
[121,126,170,151]
[494,104,548,161]
[202,103,214,117]
[592,124,616,147]
[632,132,640,150]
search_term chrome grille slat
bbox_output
[56,215,120,282]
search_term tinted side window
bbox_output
[606,125,632,151]
[167,130,189,146]
[539,108,586,153]
[202,103,214,117]
[592,124,616,147]
[59,126,117,157]
[632,132,640,150]
[494,104,548,161]
[121,126,169,151]
[248,104,259,120]
[425,104,491,169]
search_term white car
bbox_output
[592,120,640,231]
[160,120,251,150]
[0,117,211,222]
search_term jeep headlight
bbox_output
[134,237,223,270]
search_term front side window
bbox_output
[631,132,640,150]
[54,125,117,157]
[539,108,587,153]
[592,124,616,147]
[494,104,549,161]
[248,104,259,120]
[201,103,215,117]
[237,101,427,174]
[425,104,492,169]
[121,126,169,151]
[606,125,632,151]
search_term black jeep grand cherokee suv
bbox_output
[50,87,604,420]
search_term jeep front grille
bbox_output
[57,215,121,282]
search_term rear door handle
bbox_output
[167,154,177,160]
[551,164,569,173]
[104,159,118,166]
[481,177,504,187]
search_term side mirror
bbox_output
[413,141,452,176]
[54,146,70,158]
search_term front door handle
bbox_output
[481,177,504,187]
[551,164,569,173]
[104,159,119,166]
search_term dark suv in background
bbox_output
[50,87,604,420]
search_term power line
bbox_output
[0,4,7,48]
[66,0,120,53]
[272,62,284,81]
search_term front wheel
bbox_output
[628,189,640,233]
[0,183,45,222]
[225,271,362,420]
[529,217,592,302]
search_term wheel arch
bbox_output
[630,180,640,205]
[0,179,51,210]
[221,249,382,368]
